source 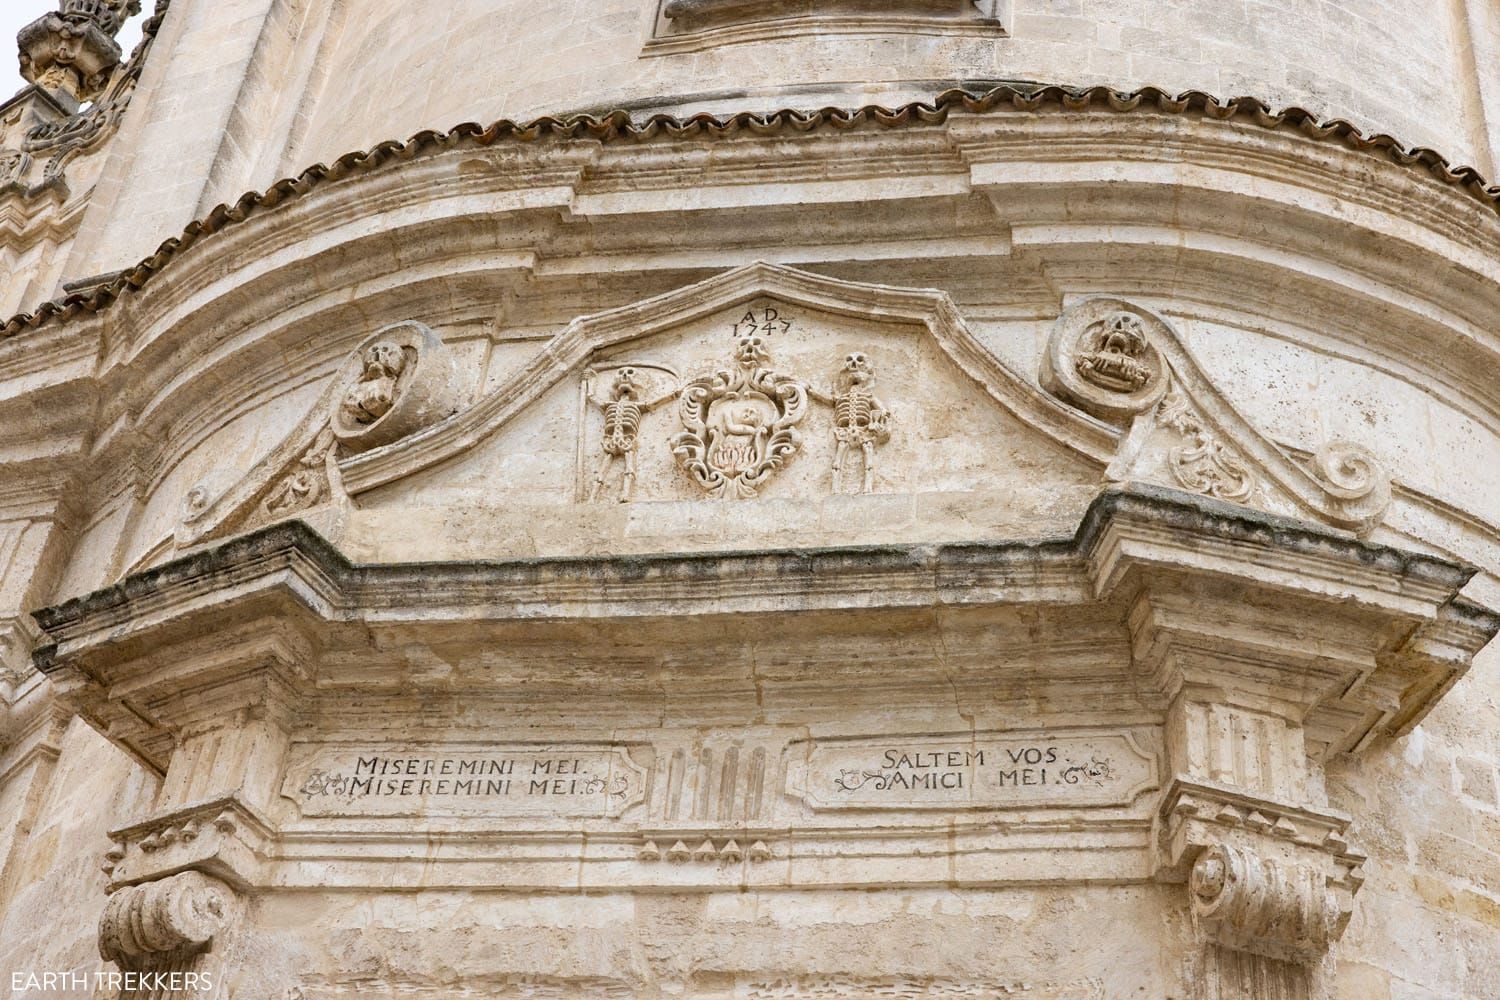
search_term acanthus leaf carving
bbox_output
[262,427,337,519]
[1156,391,1256,503]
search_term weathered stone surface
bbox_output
[2,3,1499,999]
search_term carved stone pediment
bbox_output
[1043,297,1392,535]
[174,266,1398,568]
[332,262,1115,513]
[176,321,461,547]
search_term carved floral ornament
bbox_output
[178,321,460,544]
[1043,297,1393,533]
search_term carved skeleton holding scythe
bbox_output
[830,351,891,495]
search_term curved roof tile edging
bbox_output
[4,83,1498,340]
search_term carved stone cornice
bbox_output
[30,486,1496,778]
[4,84,1497,349]
[1157,777,1364,882]
[102,794,273,891]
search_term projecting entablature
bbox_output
[30,482,1498,994]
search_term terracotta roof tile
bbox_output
[4,84,1497,340]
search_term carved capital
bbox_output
[1189,843,1343,963]
[16,1,139,104]
[104,794,275,890]
[98,870,235,967]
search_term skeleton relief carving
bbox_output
[586,366,675,503]
[671,333,809,499]
[830,352,891,495]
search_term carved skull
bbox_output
[611,367,641,400]
[734,333,769,366]
[341,340,408,426]
[841,351,875,388]
[1096,313,1147,358]
[362,340,407,381]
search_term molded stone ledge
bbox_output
[103,793,274,891]
[28,484,1497,782]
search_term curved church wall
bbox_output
[0,3,1498,1000]
[287,0,1493,184]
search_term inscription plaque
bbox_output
[786,730,1157,810]
[282,743,648,817]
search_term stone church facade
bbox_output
[1,1,1498,998]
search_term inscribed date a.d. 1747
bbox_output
[282,744,649,817]
[786,731,1158,810]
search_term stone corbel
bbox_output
[98,870,237,969]
[99,869,241,1000]
[1160,778,1363,971]
[1075,485,1499,981]
[1188,842,1343,964]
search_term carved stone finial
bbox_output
[98,870,235,967]
[17,0,141,104]
[1188,843,1343,962]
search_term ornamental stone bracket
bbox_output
[97,869,240,1000]
[1077,487,1497,989]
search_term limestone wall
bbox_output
[1,4,1499,1000]
[52,0,1500,288]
